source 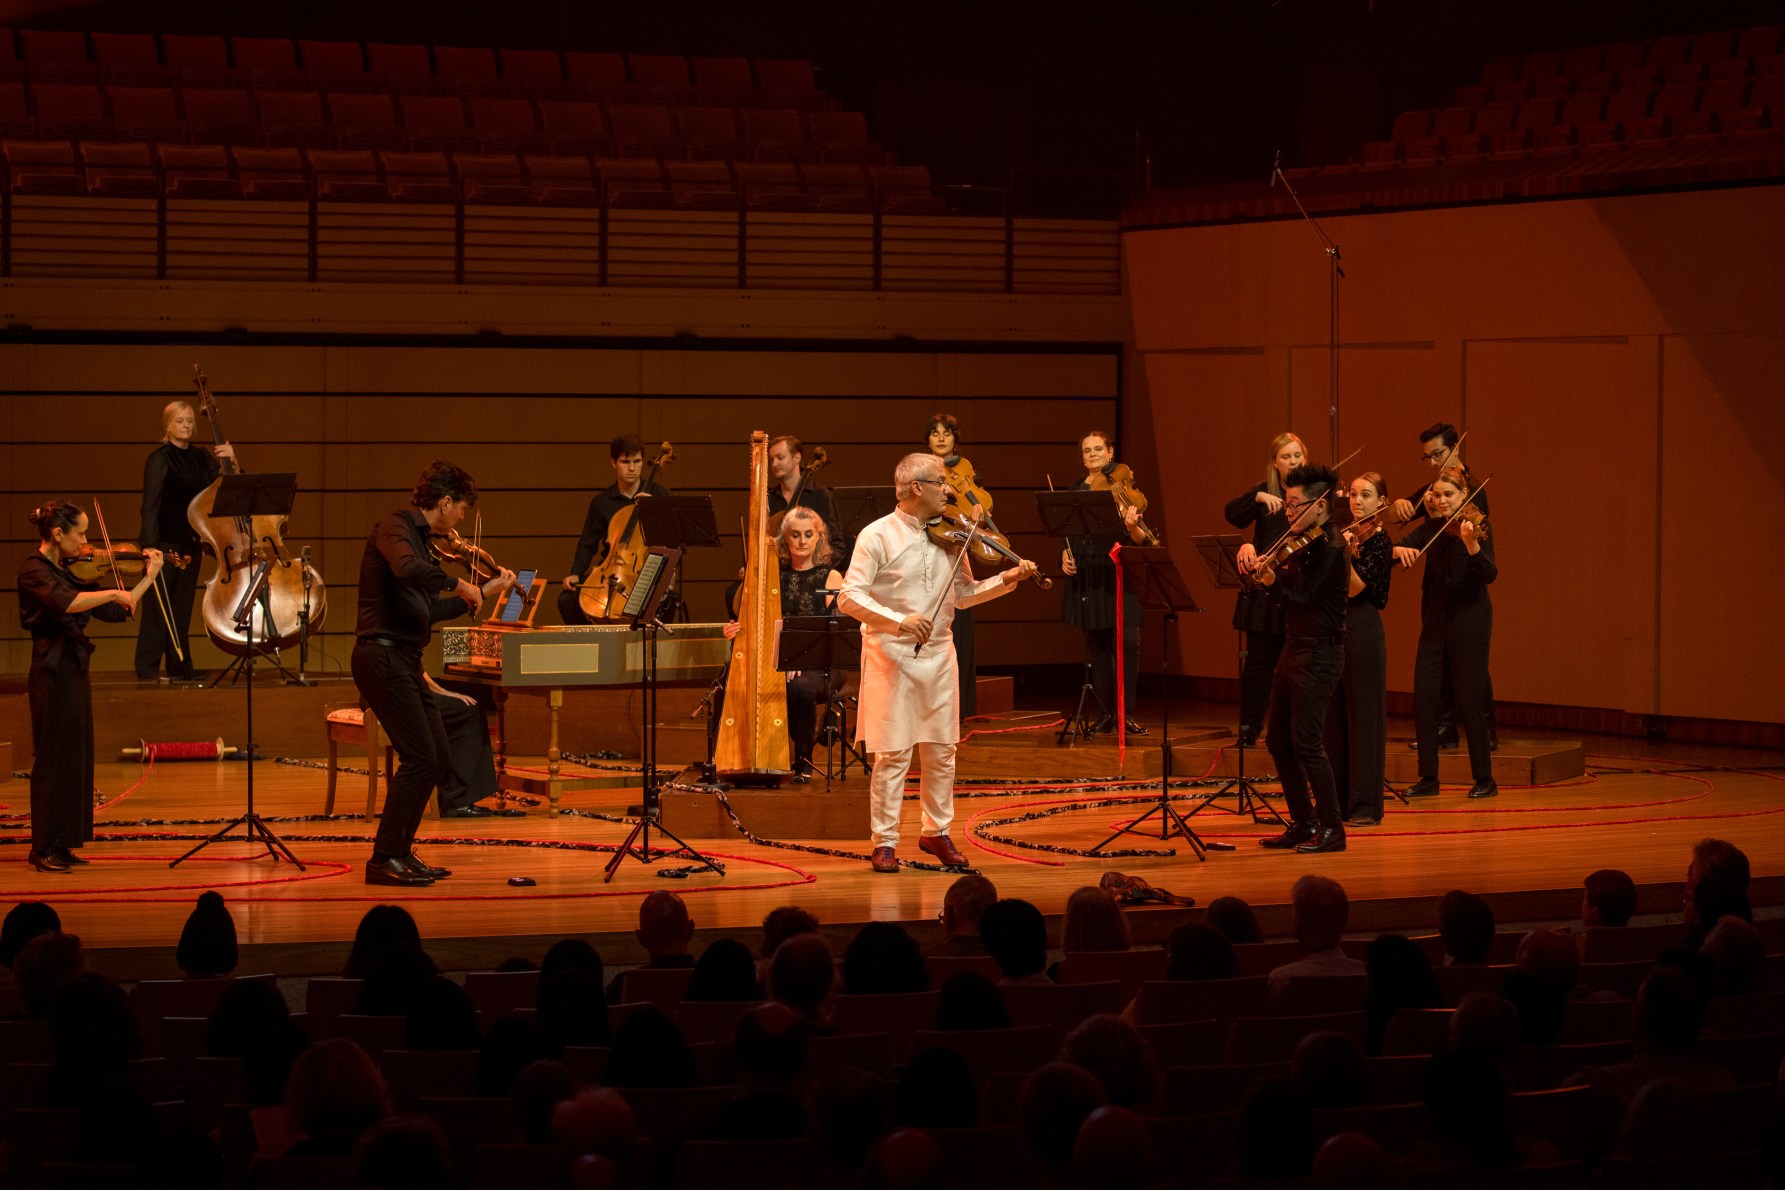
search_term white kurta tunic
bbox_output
[840,509,1011,753]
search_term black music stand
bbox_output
[635,496,720,621]
[1087,547,1224,858]
[1180,533,1287,827]
[831,487,897,537]
[778,612,864,791]
[1036,490,1128,744]
[174,474,305,869]
[605,547,723,882]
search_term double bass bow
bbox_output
[578,441,674,621]
[185,366,327,657]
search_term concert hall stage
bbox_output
[1,682,1781,980]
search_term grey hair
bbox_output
[894,452,942,490]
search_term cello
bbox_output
[578,441,674,621]
[185,366,328,657]
[765,445,828,537]
[713,431,792,786]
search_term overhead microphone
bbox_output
[1269,149,1281,186]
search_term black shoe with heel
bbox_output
[1296,826,1346,853]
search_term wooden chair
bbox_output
[1057,948,1170,1000]
[1136,1019,1225,1067]
[1576,960,1652,1000]
[1557,997,1634,1044]
[1578,921,1683,963]
[925,953,1001,985]
[465,1145,558,1190]
[999,980,1125,1030]
[1232,940,1305,977]
[303,977,365,1034]
[378,1049,480,1109]
[1270,973,1369,1015]
[1158,1063,1287,1116]
[907,1025,1062,1083]
[923,1126,1042,1189]
[333,1013,407,1057]
[461,970,540,1019]
[1383,1007,1457,1056]
[1134,976,1270,1027]
[807,1031,891,1076]
[831,991,940,1054]
[1363,1053,1431,1104]
[1432,963,1512,1006]
[673,998,761,1045]
[1503,1040,1633,1092]
[613,1084,737,1141]
[1227,1010,1367,1065]
[1702,989,1785,1036]
[617,965,696,1009]
[324,703,393,817]
[1313,1100,1432,1151]
[1505,1084,1606,1161]
[416,1097,522,1165]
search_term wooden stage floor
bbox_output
[2,699,1781,978]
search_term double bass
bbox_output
[578,441,675,621]
[185,366,327,655]
[713,431,792,786]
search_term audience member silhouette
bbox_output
[844,920,928,994]
[685,936,761,1002]
[1437,889,1496,965]
[343,905,423,979]
[284,1037,391,1157]
[893,1046,979,1129]
[932,874,997,956]
[1363,932,1442,1055]
[604,1005,699,1088]
[208,977,307,1104]
[981,898,1051,986]
[1233,1074,1317,1180]
[767,932,838,1029]
[1165,923,1239,981]
[176,890,238,977]
[1204,896,1264,945]
[404,974,480,1051]
[510,1058,578,1146]
[1017,1063,1106,1187]
[933,969,1010,1031]
[1060,1014,1160,1112]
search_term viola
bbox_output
[925,505,1052,590]
[186,365,328,656]
[579,441,674,621]
[68,545,191,586]
[1086,462,1160,546]
[930,453,1018,572]
[766,445,829,537]
[1247,526,1327,588]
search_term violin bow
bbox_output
[1412,475,1493,560]
[1256,446,1362,557]
[92,499,181,659]
[915,509,984,658]
[89,497,132,621]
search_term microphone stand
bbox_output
[1271,150,1345,459]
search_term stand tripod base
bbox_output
[169,811,305,869]
[603,813,723,883]
[1088,795,1214,860]
[208,647,296,688]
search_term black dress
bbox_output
[1225,481,1289,738]
[1061,477,1141,722]
[18,553,129,853]
[135,441,220,678]
[1324,529,1392,820]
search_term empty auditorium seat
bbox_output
[1700,78,1754,128]
[162,34,233,88]
[799,162,871,211]
[256,90,333,149]
[628,53,692,99]
[755,59,825,108]
[158,143,240,198]
[107,85,184,142]
[830,991,940,1051]
[399,94,475,151]
[607,103,679,157]
[672,999,762,1045]
[743,107,815,161]
[230,145,309,199]
[564,51,629,100]
[181,87,258,145]
[732,160,812,209]
[538,99,611,154]
[379,150,455,201]
[1651,83,1708,134]
[433,45,500,95]
[306,148,385,200]
[1751,74,1785,120]
[1133,977,1270,1027]
[367,42,435,94]
[1228,1010,1367,1064]
[692,57,754,104]
[469,97,546,152]
[499,48,565,98]
[91,32,164,85]
[1735,27,1783,62]
[301,40,371,91]
[1521,49,1563,84]
[1601,41,1649,75]
[80,140,157,196]
[326,92,406,150]
[3,138,83,193]
[460,969,540,1016]
[20,30,93,83]
[1540,92,1606,146]
[871,164,946,213]
[676,105,746,160]
[908,1025,1062,1081]
[230,37,303,91]
[0,82,32,138]
[1561,45,1605,78]
[0,31,20,84]
[1389,108,1434,143]
[808,109,883,164]
[1160,1062,1287,1116]
[379,1049,478,1109]
[1646,34,1694,75]
[596,156,673,207]
[32,83,111,140]
[1057,948,1171,1000]
[523,153,599,204]
[1480,54,1523,89]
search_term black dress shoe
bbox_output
[1466,780,1499,799]
[52,847,89,866]
[1296,826,1347,853]
[408,851,452,879]
[1404,777,1440,798]
[1091,715,1115,735]
[788,771,811,785]
[1260,823,1316,849]
[1345,813,1381,827]
[27,850,70,874]
[1124,718,1150,736]
[441,804,495,818]
[365,856,433,886]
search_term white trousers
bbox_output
[869,742,957,848]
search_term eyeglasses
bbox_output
[1421,450,1450,463]
[914,477,948,488]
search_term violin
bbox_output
[68,545,191,585]
[766,445,829,537]
[932,453,1018,573]
[1444,502,1490,541]
[1247,526,1327,588]
[579,441,674,621]
[1341,506,1387,549]
[925,505,1052,590]
[1086,462,1160,546]
[430,528,504,579]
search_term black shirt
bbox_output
[1348,530,1393,611]
[569,481,673,577]
[769,482,841,542]
[1225,481,1290,547]
[18,552,129,671]
[1273,529,1349,639]
[1403,520,1497,622]
[355,508,463,646]
[782,564,838,617]
[140,441,221,551]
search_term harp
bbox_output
[714,431,792,785]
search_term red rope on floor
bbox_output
[959,716,1067,743]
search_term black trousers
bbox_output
[1438,665,1497,741]
[29,647,95,852]
[433,683,497,813]
[556,585,591,625]
[1086,622,1140,722]
[954,607,977,719]
[134,556,201,679]
[352,641,448,857]
[1414,600,1495,783]
[1325,604,1387,820]
[1239,630,1285,736]
[1265,638,1346,830]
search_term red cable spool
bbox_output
[120,738,238,762]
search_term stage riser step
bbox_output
[661,786,873,840]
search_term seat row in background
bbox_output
[1463,26,1785,106]
[0,141,947,211]
[0,30,831,108]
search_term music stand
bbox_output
[605,547,723,882]
[1180,533,1287,827]
[174,473,305,869]
[778,612,864,791]
[1086,547,1225,858]
[1036,490,1128,744]
[205,472,301,687]
[635,496,720,622]
[830,487,898,537]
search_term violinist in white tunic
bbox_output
[839,453,1035,873]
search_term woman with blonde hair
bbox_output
[1224,432,1306,744]
[135,399,233,681]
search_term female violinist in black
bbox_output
[1394,465,1498,800]
[1059,430,1152,735]
[926,413,980,718]
[1324,472,1394,826]
[1225,431,1307,745]
[136,399,234,681]
[19,501,164,872]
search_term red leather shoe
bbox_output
[918,834,968,867]
[870,847,899,874]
